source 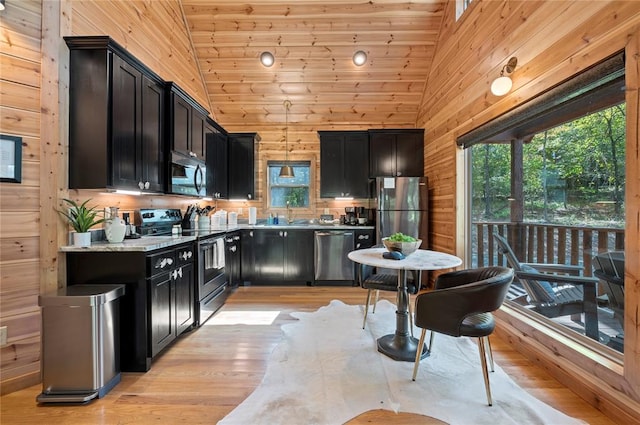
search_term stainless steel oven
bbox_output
[196,234,228,326]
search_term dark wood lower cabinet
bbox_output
[240,229,314,284]
[66,242,195,372]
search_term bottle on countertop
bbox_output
[123,212,131,237]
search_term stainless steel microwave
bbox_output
[168,152,206,197]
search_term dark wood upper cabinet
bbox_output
[166,82,209,162]
[369,129,424,177]
[65,36,165,193]
[206,119,228,199]
[319,131,370,198]
[228,132,260,200]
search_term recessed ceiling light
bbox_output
[260,51,274,67]
[353,50,367,66]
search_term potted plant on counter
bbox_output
[57,198,105,247]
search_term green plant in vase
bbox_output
[57,198,105,246]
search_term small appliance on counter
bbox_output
[355,207,370,225]
[341,207,372,225]
[344,207,357,225]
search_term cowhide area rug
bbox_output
[218,300,584,425]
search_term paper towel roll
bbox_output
[248,207,257,224]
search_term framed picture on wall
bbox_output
[0,134,22,183]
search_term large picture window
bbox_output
[461,52,626,354]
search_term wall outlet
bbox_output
[0,326,7,346]
[323,208,330,214]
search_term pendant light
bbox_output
[279,100,295,178]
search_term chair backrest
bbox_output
[493,233,556,304]
[593,251,625,281]
[593,251,625,316]
[415,266,514,336]
[493,234,523,271]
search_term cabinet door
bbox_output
[284,230,314,282]
[149,271,175,357]
[228,134,256,199]
[175,262,195,335]
[140,75,165,192]
[253,229,285,281]
[319,133,344,197]
[111,54,142,189]
[240,230,256,282]
[191,110,206,161]
[369,132,396,177]
[225,232,241,287]
[206,123,228,198]
[355,229,375,250]
[395,131,424,177]
[343,132,370,197]
[172,94,191,156]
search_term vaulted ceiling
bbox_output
[181,1,446,130]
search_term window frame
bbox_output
[263,153,317,216]
[460,52,627,368]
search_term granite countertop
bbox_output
[60,223,374,252]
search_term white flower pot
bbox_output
[73,232,92,247]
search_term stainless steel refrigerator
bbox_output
[376,177,428,248]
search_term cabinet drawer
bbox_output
[174,243,195,267]
[147,249,176,277]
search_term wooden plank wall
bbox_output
[0,0,374,394]
[416,0,640,421]
[0,0,45,394]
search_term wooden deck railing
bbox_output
[473,221,625,276]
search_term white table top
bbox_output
[348,247,462,271]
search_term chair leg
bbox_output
[362,289,373,329]
[408,295,414,338]
[477,337,493,406]
[427,330,435,352]
[412,328,427,381]
[372,290,380,313]
[486,336,495,372]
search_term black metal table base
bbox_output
[377,334,429,362]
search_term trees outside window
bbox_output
[469,103,626,350]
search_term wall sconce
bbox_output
[279,100,295,178]
[0,0,6,11]
[352,50,367,66]
[260,51,274,67]
[491,57,517,96]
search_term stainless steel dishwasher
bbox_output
[314,230,355,283]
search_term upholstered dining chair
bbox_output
[411,266,514,406]
[493,233,599,341]
[357,261,421,335]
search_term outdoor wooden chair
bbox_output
[493,233,599,341]
[593,251,625,329]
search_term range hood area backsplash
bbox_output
[70,189,373,229]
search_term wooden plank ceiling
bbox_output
[181,0,446,130]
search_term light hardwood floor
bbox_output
[0,286,618,424]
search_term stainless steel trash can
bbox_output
[37,284,125,403]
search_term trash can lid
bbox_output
[38,284,125,307]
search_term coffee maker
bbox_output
[355,207,368,225]
[344,207,357,225]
